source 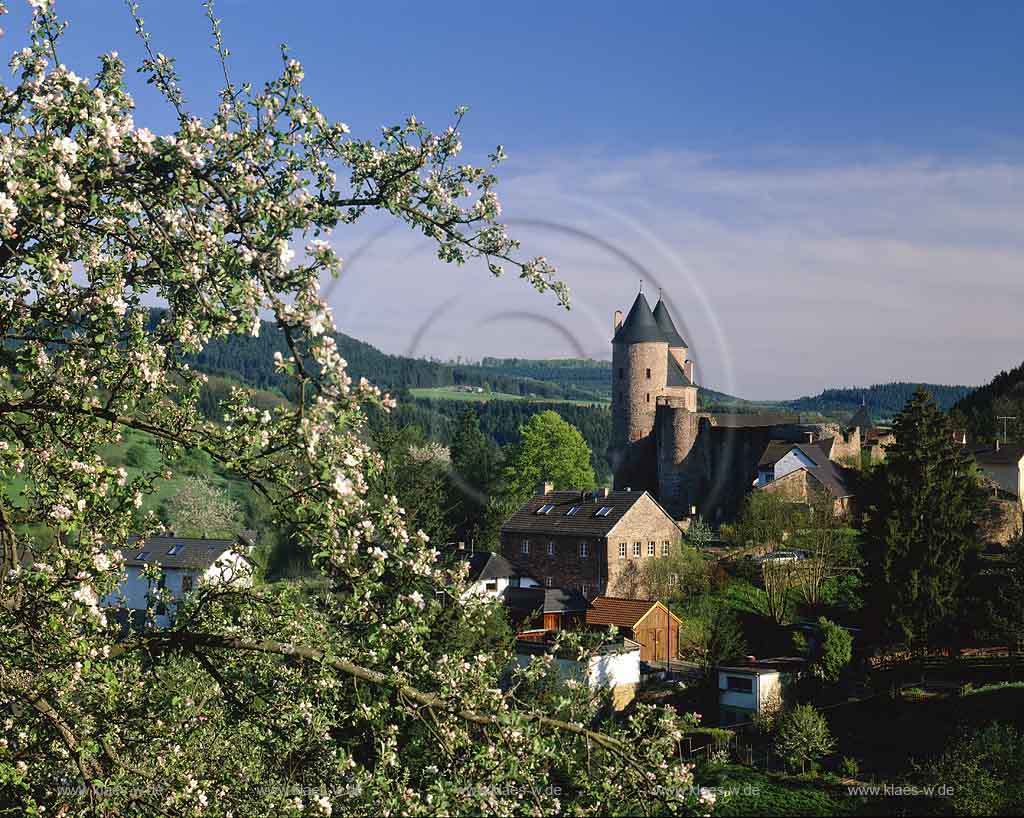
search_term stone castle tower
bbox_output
[611,291,699,499]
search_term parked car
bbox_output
[752,549,805,565]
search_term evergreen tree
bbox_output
[863,388,986,649]
[448,410,502,546]
[988,533,1024,649]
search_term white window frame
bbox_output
[579,542,589,559]
[547,541,555,556]
[633,542,641,558]
[661,541,670,557]
[521,539,530,555]
[618,543,627,559]
[647,541,656,557]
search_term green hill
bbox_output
[952,360,1024,443]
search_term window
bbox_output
[646,393,650,403]
[726,676,753,694]
[647,541,655,557]
[536,504,555,515]
[618,367,623,380]
[579,542,589,559]
[545,576,553,588]
[566,505,581,516]
[581,584,589,597]
[646,367,651,379]
[521,540,530,555]
[510,577,521,588]
[661,541,670,557]
[547,541,555,556]
[595,506,613,517]
[167,544,183,556]
[135,551,149,560]
[618,543,627,559]
[181,575,193,594]
[633,542,641,558]
[485,580,498,592]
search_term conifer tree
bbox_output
[863,388,986,649]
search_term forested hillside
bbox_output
[952,360,1024,443]
[787,382,973,422]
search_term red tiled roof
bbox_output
[585,596,659,628]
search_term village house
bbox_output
[717,657,804,725]
[103,533,255,628]
[500,483,684,600]
[513,637,642,711]
[755,441,857,517]
[973,442,1024,506]
[585,596,682,663]
[448,545,539,598]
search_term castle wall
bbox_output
[655,399,711,518]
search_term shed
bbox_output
[586,596,682,663]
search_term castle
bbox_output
[610,290,859,522]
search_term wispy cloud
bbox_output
[328,149,1024,400]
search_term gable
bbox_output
[605,492,681,539]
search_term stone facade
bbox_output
[500,492,683,600]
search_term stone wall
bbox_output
[980,497,1023,546]
[605,496,684,598]
[500,533,609,596]
[612,339,667,491]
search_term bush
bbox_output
[774,704,835,774]
[793,617,853,684]
[840,756,859,778]
[917,722,1024,816]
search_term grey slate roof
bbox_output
[757,441,854,498]
[652,298,687,348]
[666,355,694,388]
[118,535,243,570]
[453,549,520,581]
[502,586,589,614]
[612,292,666,345]
[500,489,661,537]
[974,445,1024,467]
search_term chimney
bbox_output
[684,359,694,383]
[456,541,465,551]
[613,310,623,333]
[805,432,815,444]
[596,487,610,499]
[538,481,554,496]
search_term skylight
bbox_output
[135,551,150,560]
[167,544,183,556]
[595,506,613,517]
[536,504,555,515]
[566,505,581,516]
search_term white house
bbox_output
[452,547,539,598]
[756,442,830,487]
[717,658,803,725]
[103,533,255,627]
[974,444,1024,507]
[513,638,642,710]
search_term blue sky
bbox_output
[5,1,1024,398]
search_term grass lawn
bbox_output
[410,386,609,407]
[701,765,868,817]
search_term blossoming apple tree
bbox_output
[0,2,711,815]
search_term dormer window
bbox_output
[536,504,555,515]
[594,506,613,517]
[566,505,581,516]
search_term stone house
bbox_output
[974,443,1024,506]
[756,441,857,517]
[499,484,683,600]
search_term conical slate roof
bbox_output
[848,405,874,432]
[652,298,687,348]
[612,292,666,344]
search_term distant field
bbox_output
[410,387,609,407]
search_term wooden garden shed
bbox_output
[585,597,682,663]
